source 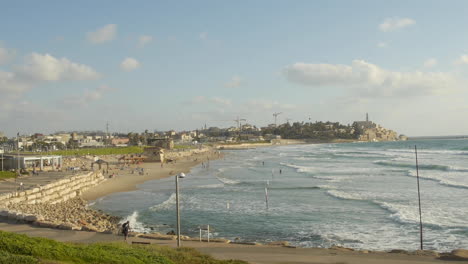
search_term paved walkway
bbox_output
[0,171,86,194]
[0,221,459,264]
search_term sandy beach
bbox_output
[81,149,221,201]
[1,147,468,263]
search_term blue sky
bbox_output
[1,0,468,136]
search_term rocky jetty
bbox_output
[7,197,119,232]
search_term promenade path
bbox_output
[0,171,84,194]
[0,221,461,264]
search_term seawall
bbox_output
[0,171,109,229]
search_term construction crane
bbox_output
[273,112,282,126]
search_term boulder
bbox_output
[138,234,176,240]
[24,215,43,222]
[34,220,58,229]
[81,225,100,232]
[58,223,75,230]
[412,250,439,257]
[449,249,468,260]
[267,241,290,247]
[331,246,354,252]
[389,249,408,254]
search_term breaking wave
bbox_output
[149,193,176,211]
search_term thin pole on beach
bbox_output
[176,175,181,247]
[265,181,269,210]
[175,173,186,247]
[415,145,423,250]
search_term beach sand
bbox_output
[1,148,467,263]
[81,149,221,201]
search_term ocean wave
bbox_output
[269,186,321,191]
[216,177,241,185]
[406,170,468,189]
[374,160,458,171]
[196,183,225,189]
[326,190,365,201]
[374,201,468,228]
[119,211,151,233]
[149,193,176,211]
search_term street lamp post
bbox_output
[176,172,186,247]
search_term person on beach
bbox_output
[122,221,130,241]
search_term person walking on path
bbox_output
[122,221,130,241]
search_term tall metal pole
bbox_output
[17,133,20,180]
[1,147,3,171]
[176,175,181,247]
[415,145,423,250]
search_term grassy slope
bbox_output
[25,146,144,157]
[0,231,248,264]
[0,171,16,180]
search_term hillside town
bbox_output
[0,114,406,153]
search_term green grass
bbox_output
[0,231,248,264]
[25,146,144,157]
[0,171,16,180]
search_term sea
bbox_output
[91,139,468,252]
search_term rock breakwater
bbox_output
[0,171,118,233]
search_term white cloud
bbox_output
[225,76,243,88]
[455,54,468,65]
[423,58,437,68]
[120,57,140,71]
[0,44,16,65]
[377,42,387,48]
[283,60,461,97]
[17,53,100,81]
[379,17,415,32]
[138,35,153,48]
[86,24,117,44]
[199,32,208,40]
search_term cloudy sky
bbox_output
[1,0,468,137]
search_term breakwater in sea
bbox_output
[92,139,468,252]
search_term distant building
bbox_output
[111,138,130,146]
[2,154,62,170]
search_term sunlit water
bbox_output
[91,139,468,251]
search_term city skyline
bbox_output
[2,1,468,137]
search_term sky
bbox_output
[1,0,468,137]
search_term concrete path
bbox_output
[0,171,79,194]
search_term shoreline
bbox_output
[2,144,468,263]
[81,147,222,201]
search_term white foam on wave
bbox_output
[407,170,468,189]
[197,183,225,189]
[374,200,468,228]
[216,177,241,185]
[326,190,365,201]
[149,193,177,211]
[119,211,150,233]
